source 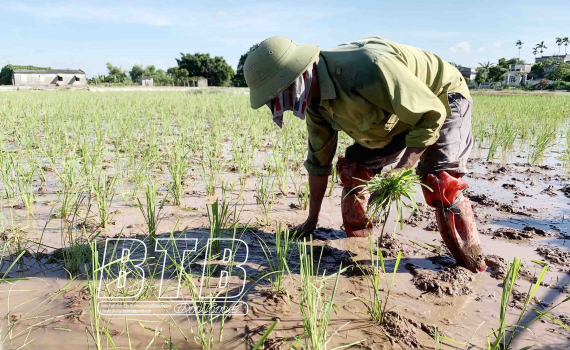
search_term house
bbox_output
[457,66,476,81]
[188,77,208,87]
[138,76,153,86]
[504,64,532,86]
[535,54,570,64]
[12,69,86,86]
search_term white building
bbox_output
[12,69,86,86]
[138,76,153,86]
[504,64,532,86]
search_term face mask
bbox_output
[266,65,314,128]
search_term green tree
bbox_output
[498,57,526,69]
[536,41,547,57]
[545,62,570,81]
[487,65,508,83]
[232,45,257,87]
[150,69,174,86]
[531,62,545,78]
[476,61,493,82]
[105,63,130,83]
[498,58,508,68]
[175,53,235,86]
[516,40,523,60]
[563,37,569,55]
[556,37,563,55]
[129,64,144,82]
[166,67,189,85]
[143,65,156,76]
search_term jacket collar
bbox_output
[316,55,337,101]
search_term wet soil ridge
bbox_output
[406,264,474,297]
[536,246,570,267]
[381,311,421,348]
[465,191,536,216]
[483,226,556,241]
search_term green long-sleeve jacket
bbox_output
[304,37,471,176]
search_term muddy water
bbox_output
[2,156,570,349]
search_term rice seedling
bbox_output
[52,155,81,218]
[292,239,363,350]
[167,138,190,206]
[258,223,297,294]
[529,126,557,164]
[12,156,37,209]
[291,175,309,210]
[92,171,118,228]
[350,168,426,243]
[206,197,237,254]
[200,145,223,197]
[254,169,275,226]
[136,183,167,244]
[356,235,401,325]
[86,239,104,349]
[0,154,17,200]
[486,258,551,349]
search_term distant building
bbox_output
[535,54,570,64]
[188,77,208,87]
[457,66,476,81]
[12,69,86,86]
[138,76,153,86]
[504,63,531,86]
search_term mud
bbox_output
[536,246,570,267]
[465,191,533,216]
[407,264,474,297]
[381,311,421,348]
[2,141,570,349]
[483,226,555,241]
[509,290,539,309]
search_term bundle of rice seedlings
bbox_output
[350,169,427,243]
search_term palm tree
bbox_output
[556,37,563,55]
[477,61,493,79]
[532,47,538,58]
[564,37,569,55]
[516,40,524,60]
[536,41,547,57]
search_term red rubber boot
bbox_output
[422,171,486,273]
[337,157,376,238]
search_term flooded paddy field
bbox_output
[0,90,569,349]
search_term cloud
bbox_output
[478,47,485,52]
[492,41,501,48]
[449,41,470,53]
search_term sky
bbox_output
[1,0,569,78]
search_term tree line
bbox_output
[0,46,257,87]
[89,47,256,87]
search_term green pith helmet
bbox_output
[244,37,319,109]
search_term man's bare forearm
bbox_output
[394,147,426,170]
[307,174,329,222]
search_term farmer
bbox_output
[243,37,486,273]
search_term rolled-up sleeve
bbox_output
[304,107,338,176]
[373,56,448,148]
